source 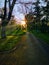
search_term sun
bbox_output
[20,20,27,29]
[21,21,26,25]
[20,21,26,26]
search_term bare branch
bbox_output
[8,0,17,21]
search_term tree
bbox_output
[41,0,49,33]
[34,0,41,31]
[1,0,17,39]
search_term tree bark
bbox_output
[1,0,17,39]
[1,26,6,39]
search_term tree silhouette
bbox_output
[41,0,49,32]
[1,0,17,39]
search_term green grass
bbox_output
[0,26,26,51]
[31,30,49,44]
[0,36,19,51]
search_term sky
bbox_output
[0,0,47,21]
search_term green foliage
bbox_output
[31,30,49,44]
[25,13,33,22]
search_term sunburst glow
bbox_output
[21,21,26,25]
[20,20,26,28]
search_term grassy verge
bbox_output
[0,27,26,51]
[31,30,49,44]
[0,36,20,51]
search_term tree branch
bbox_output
[8,0,16,21]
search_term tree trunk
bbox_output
[1,26,6,39]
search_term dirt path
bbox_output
[0,32,49,65]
